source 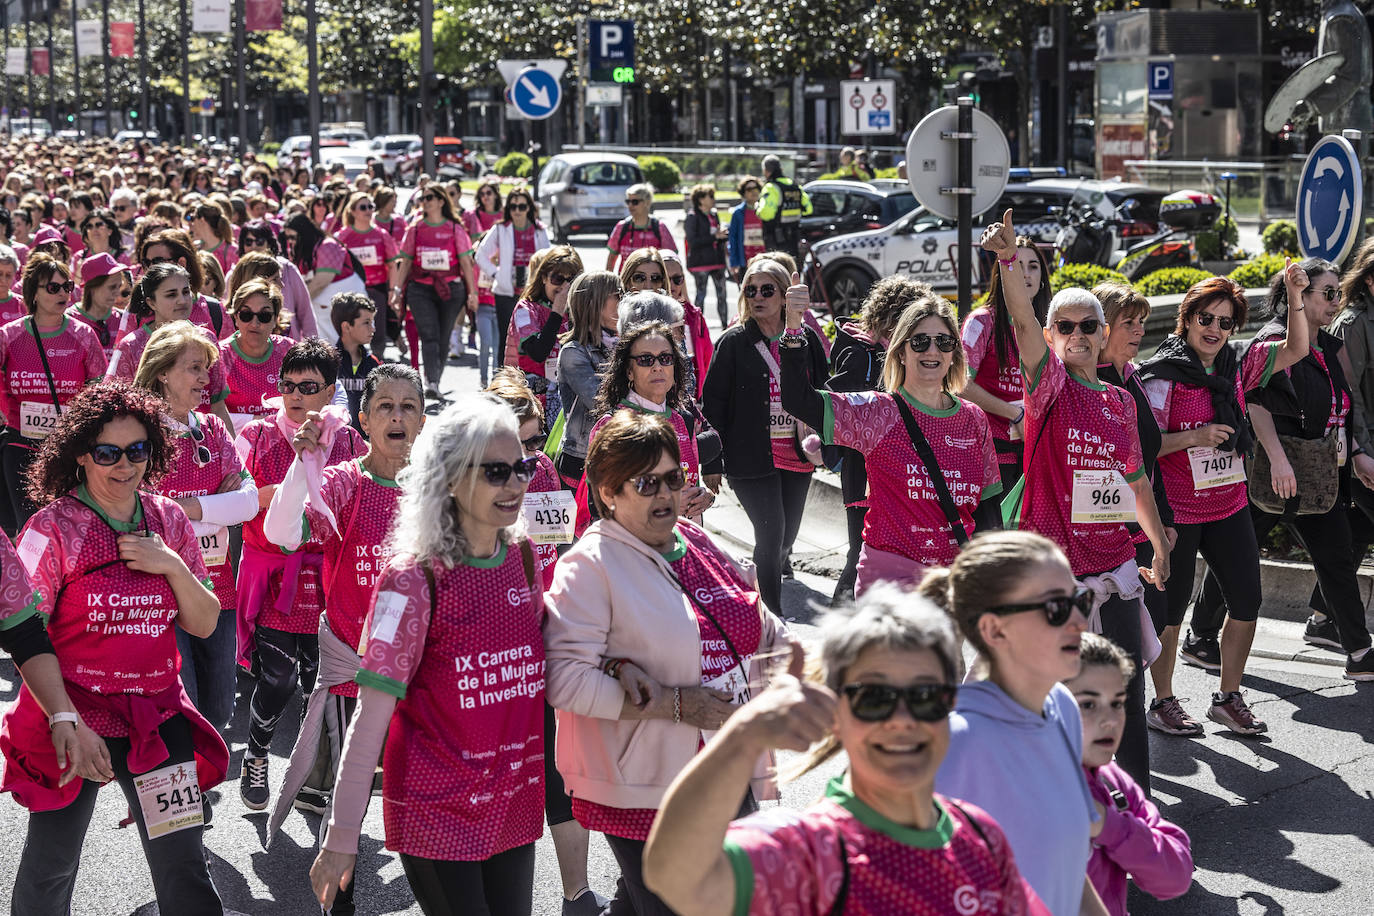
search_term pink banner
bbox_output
[110,22,135,58]
[244,0,281,32]
[31,48,48,76]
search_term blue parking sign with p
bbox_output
[1148,61,1173,99]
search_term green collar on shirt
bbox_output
[75,483,145,532]
[898,387,960,418]
[230,333,274,364]
[619,397,671,417]
[422,217,447,228]
[1068,370,1107,392]
[461,542,508,568]
[30,315,69,338]
[357,456,399,487]
[825,775,953,848]
[660,530,686,561]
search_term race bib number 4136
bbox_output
[523,490,575,545]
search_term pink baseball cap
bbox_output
[81,252,127,284]
[32,226,64,246]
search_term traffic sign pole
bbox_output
[957,95,973,317]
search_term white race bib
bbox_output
[19,400,59,440]
[744,225,764,248]
[199,527,229,567]
[418,248,451,272]
[523,490,575,545]
[1187,447,1246,490]
[349,245,380,267]
[1339,428,1348,468]
[544,354,560,385]
[133,761,203,840]
[769,400,794,440]
[1070,469,1136,523]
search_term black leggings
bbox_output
[247,625,319,757]
[1165,505,1261,628]
[407,280,464,388]
[833,505,866,605]
[1096,585,1150,793]
[2,439,39,535]
[366,283,390,356]
[729,470,811,615]
[12,716,222,916]
[544,701,573,826]
[400,843,536,916]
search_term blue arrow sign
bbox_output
[510,66,562,121]
[1297,135,1363,264]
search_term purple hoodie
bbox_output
[1085,761,1194,915]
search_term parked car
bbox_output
[113,129,160,143]
[536,152,645,243]
[276,134,348,169]
[394,137,477,184]
[322,126,368,144]
[319,147,375,181]
[359,134,419,178]
[10,117,52,138]
[800,179,919,245]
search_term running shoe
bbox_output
[293,786,329,815]
[1146,696,1205,736]
[1180,630,1221,672]
[562,888,609,916]
[240,756,270,810]
[1207,691,1267,735]
[1344,650,1374,682]
[1303,614,1343,651]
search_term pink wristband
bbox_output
[998,256,1017,267]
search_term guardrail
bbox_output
[1123,157,1308,225]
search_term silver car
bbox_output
[536,152,644,243]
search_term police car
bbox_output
[805,178,1164,314]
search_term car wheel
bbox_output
[550,209,568,244]
[826,266,872,317]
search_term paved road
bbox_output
[3,224,1372,914]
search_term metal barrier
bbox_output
[562,143,811,179]
[1122,158,1308,224]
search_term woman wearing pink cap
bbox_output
[68,253,129,356]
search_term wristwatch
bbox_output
[48,711,79,730]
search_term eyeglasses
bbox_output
[354,203,375,212]
[277,378,323,395]
[1307,287,1340,302]
[985,586,1092,627]
[44,280,75,295]
[510,203,529,212]
[625,198,644,206]
[1194,312,1236,331]
[244,236,271,248]
[520,433,548,452]
[1052,318,1100,336]
[186,418,212,466]
[236,307,276,325]
[743,283,777,299]
[630,468,686,496]
[667,274,685,287]
[841,683,958,723]
[112,204,131,213]
[631,351,675,367]
[907,333,958,353]
[89,440,152,466]
[631,271,664,286]
[421,194,441,203]
[548,272,572,287]
[473,455,540,485]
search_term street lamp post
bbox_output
[234,0,246,149]
[101,0,110,135]
[69,0,78,134]
[44,0,52,129]
[137,0,147,136]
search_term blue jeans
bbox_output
[476,303,499,385]
[176,607,238,731]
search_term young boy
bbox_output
[331,291,381,435]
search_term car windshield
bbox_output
[572,163,641,185]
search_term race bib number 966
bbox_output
[1070,470,1136,523]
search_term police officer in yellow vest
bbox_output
[756,154,812,258]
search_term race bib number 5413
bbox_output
[133,760,203,840]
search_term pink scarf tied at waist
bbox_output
[269,399,351,536]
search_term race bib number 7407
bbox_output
[1187,447,1246,490]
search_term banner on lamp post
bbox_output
[192,0,231,32]
[31,49,49,76]
[4,49,24,76]
[76,21,102,58]
[110,22,135,58]
[244,0,281,31]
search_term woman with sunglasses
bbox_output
[780,278,1001,593]
[545,408,788,916]
[139,228,231,341]
[605,182,677,273]
[645,585,1048,916]
[187,202,238,278]
[658,250,713,400]
[2,380,228,916]
[78,207,127,265]
[702,257,828,616]
[311,396,547,916]
[235,338,365,811]
[476,187,549,387]
[337,191,401,358]
[922,531,1106,916]
[69,253,129,357]
[983,213,1170,788]
[463,179,504,243]
[231,225,318,340]
[0,253,108,532]
[726,178,766,296]
[393,184,479,399]
[555,271,622,487]
[618,247,668,296]
[134,320,258,732]
[505,246,582,417]
[1135,268,1310,736]
[218,279,296,434]
[282,212,366,348]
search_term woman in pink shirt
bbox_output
[336,191,400,356]
[187,202,238,278]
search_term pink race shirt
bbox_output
[218,334,294,418]
[762,337,813,474]
[961,307,1022,461]
[1143,343,1277,526]
[0,530,41,629]
[1020,351,1144,577]
[356,547,545,860]
[824,390,1000,568]
[505,299,569,380]
[589,404,702,489]
[111,324,228,409]
[607,219,677,270]
[188,294,233,341]
[337,226,400,288]
[0,316,107,437]
[401,219,474,283]
[723,782,1048,916]
[65,304,123,356]
[0,294,24,326]
[312,237,355,283]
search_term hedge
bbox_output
[1195,214,1239,261]
[1261,220,1299,257]
[637,155,681,192]
[1135,267,1216,297]
[1228,253,1287,289]
[1049,263,1132,294]
[494,152,533,179]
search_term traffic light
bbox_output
[66,114,74,123]
[128,108,138,120]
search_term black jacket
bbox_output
[683,209,727,270]
[702,320,829,478]
[825,321,886,505]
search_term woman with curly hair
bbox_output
[78,207,127,265]
[1,380,227,916]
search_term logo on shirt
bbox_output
[953,884,1001,915]
[944,435,977,448]
[506,584,532,607]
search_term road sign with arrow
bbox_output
[1296,134,1362,264]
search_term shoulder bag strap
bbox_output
[423,562,437,619]
[945,797,993,851]
[826,835,850,916]
[519,538,536,591]
[891,393,968,547]
[27,318,63,412]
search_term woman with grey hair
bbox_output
[983,211,1171,790]
[311,394,547,916]
[606,182,678,272]
[642,582,1045,916]
[617,289,683,334]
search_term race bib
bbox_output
[369,590,409,644]
[418,248,451,272]
[744,226,764,248]
[199,526,229,567]
[1188,447,1246,489]
[19,401,59,440]
[523,490,575,545]
[544,354,560,385]
[769,400,794,440]
[1339,428,1348,468]
[349,245,380,267]
[133,760,202,840]
[1070,470,1136,523]
[16,529,48,577]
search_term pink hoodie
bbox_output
[1086,761,1194,915]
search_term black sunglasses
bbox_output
[548,272,572,287]
[45,280,75,295]
[841,683,958,723]
[237,307,275,325]
[1194,312,1236,331]
[510,203,529,212]
[244,236,271,247]
[630,468,686,496]
[1052,318,1100,336]
[355,203,375,211]
[521,433,548,452]
[112,204,131,212]
[986,586,1092,627]
[1307,287,1340,302]
[278,378,323,395]
[632,351,674,368]
[421,194,441,202]
[474,455,540,485]
[743,283,777,299]
[667,274,685,286]
[908,333,958,353]
[631,271,663,286]
[625,198,644,206]
[90,440,152,466]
